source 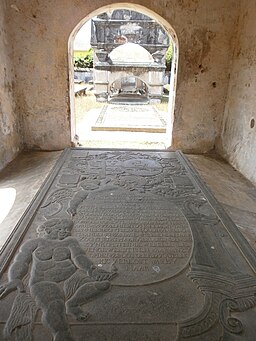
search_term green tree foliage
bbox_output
[74,48,93,69]
[165,44,173,71]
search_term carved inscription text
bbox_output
[74,189,193,285]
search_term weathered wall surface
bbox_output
[5,0,240,152]
[0,1,22,170]
[171,0,240,152]
[217,0,256,185]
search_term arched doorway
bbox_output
[68,4,179,149]
[109,76,149,104]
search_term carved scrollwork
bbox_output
[220,295,256,335]
[178,265,256,340]
[182,196,219,224]
[220,298,243,334]
[178,293,220,339]
[162,159,187,176]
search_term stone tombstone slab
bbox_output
[92,105,166,133]
[0,149,256,341]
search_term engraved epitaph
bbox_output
[74,189,193,285]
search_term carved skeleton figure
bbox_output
[0,218,117,341]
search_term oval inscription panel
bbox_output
[74,188,193,286]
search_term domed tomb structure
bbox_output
[90,9,169,103]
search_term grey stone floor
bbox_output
[0,150,255,252]
[0,151,61,248]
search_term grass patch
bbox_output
[75,85,104,125]
[154,96,169,112]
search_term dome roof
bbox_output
[109,43,154,64]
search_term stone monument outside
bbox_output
[90,9,169,103]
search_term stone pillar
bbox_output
[93,51,109,102]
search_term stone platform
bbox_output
[91,104,166,133]
[108,94,149,105]
[0,149,255,341]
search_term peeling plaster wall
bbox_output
[0,1,22,170]
[5,0,240,152]
[218,0,256,185]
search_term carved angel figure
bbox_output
[0,218,117,341]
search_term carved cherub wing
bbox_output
[4,292,38,341]
[40,189,75,217]
[41,189,74,208]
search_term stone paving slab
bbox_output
[92,104,167,133]
[0,149,256,340]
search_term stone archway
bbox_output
[68,3,179,148]
[109,76,149,104]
